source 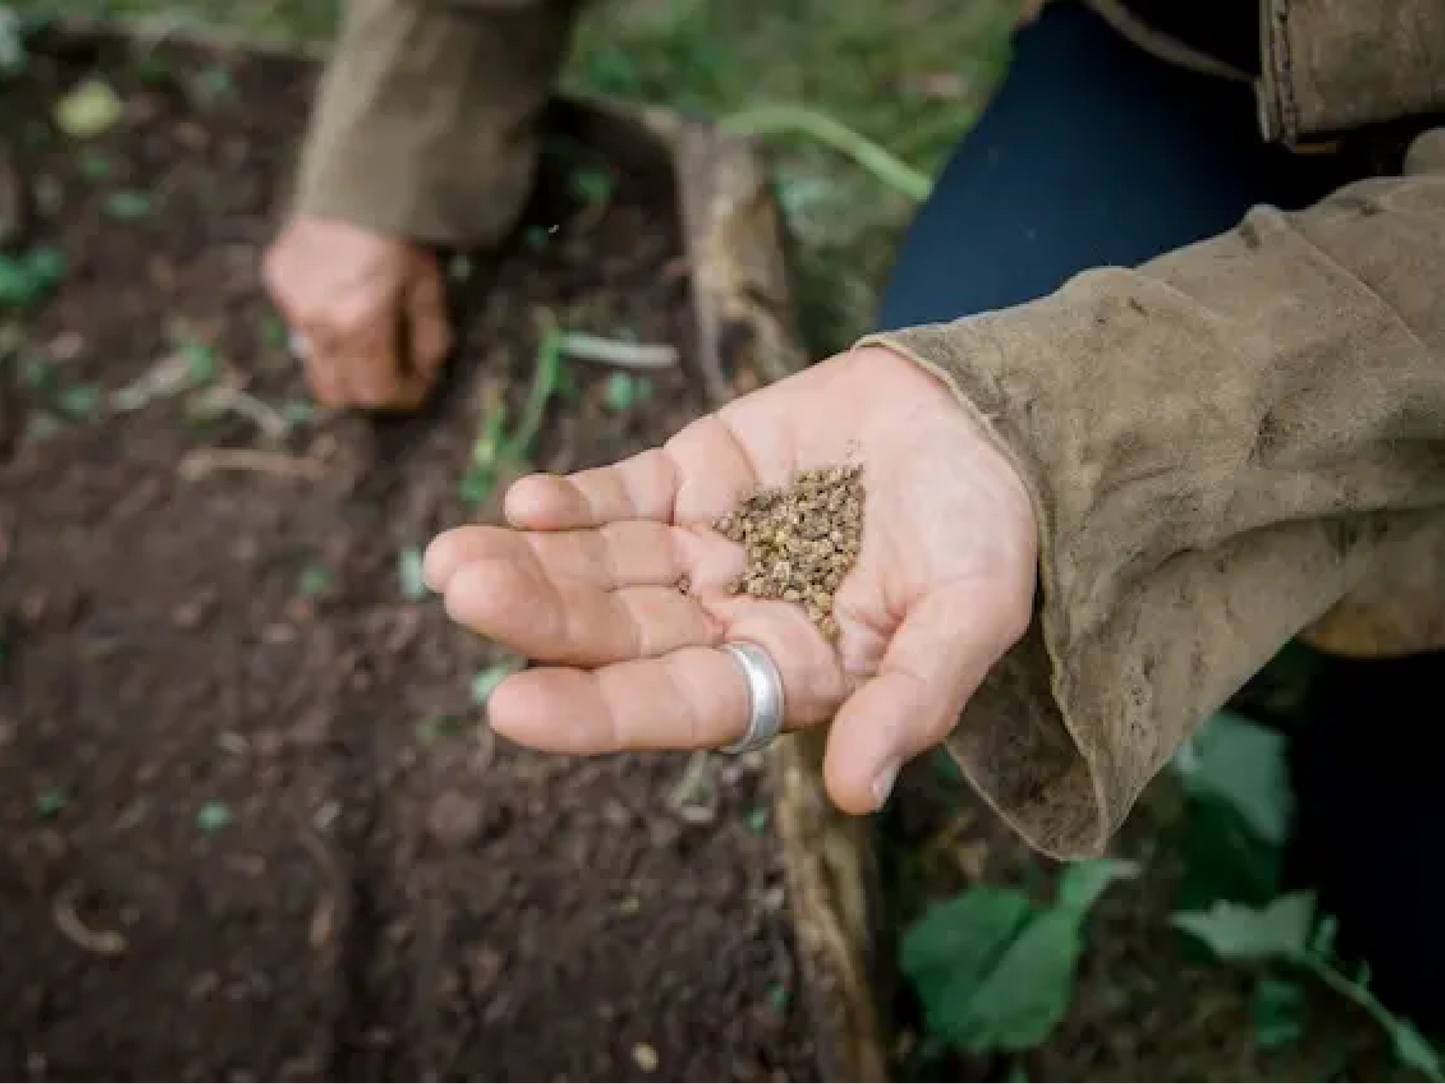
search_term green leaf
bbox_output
[397,546,429,601]
[1252,975,1306,1050]
[472,660,521,706]
[25,245,64,282]
[581,46,642,96]
[298,562,332,596]
[195,65,233,100]
[18,352,54,390]
[569,166,616,205]
[1389,1019,1445,1080]
[1310,914,1339,958]
[0,245,66,308]
[604,371,642,411]
[0,8,26,74]
[903,887,1090,1055]
[79,151,111,180]
[1177,791,1283,914]
[175,339,217,383]
[103,189,152,221]
[195,800,232,833]
[1172,893,1316,962]
[1174,711,1293,845]
[1056,858,1138,914]
[951,907,1088,1052]
[902,887,1035,1005]
[281,398,314,427]
[54,78,123,138]
[35,789,68,818]
[417,715,465,741]
[554,361,581,402]
[58,383,101,418]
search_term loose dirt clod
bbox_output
[713,464,865,639]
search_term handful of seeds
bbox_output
[712,464,865,640]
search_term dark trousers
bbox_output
[877,0,1445,1033]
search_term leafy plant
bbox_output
[1173,706,1445,1079]
[102,189,152,220]
[901,858,1137,1056]
[0,4,24,73]
[1175,711,1293,847]
[0,244,65,308]
[397,546,429,602]
[1175,894,1445,1081]
[472,658,523,707]
[458,316,565,506]
[568,165,616,206]
[1172,711,1293,911]
[603,371,651,411]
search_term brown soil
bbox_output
[0,32,819,1082]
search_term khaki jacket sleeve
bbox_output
[860,127,1445,862]
[295,0,581,246]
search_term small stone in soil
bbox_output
[631,1041,660,1072]
[712,464,864,640]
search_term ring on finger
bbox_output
[717,640,786,755]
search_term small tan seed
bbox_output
[712,463,864,641]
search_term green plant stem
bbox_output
[505,322,564,461]
[720,104,932,203]
[1297,953,1444,1082]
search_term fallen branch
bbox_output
[195,385,291,443]
[557,330,679,370]
[53,892,127,956]
[178,447,328,482]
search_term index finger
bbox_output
[504,448,682,530]
[505,411,776,532]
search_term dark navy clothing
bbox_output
[877,0,1445,1034]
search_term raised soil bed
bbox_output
[0,30,839,1081]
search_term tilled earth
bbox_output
[0,31,819,1082]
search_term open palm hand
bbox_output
[423,345,1038,812]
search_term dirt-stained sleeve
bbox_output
[859,126,1445,862]
[294,0,582,246]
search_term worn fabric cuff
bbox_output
[858,141,1445,858]
[295,0,578,246]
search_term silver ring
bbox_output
[287,330,311,361]
[717,641,785,755]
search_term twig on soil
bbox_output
[470,722,498,775]
[557,330,679,370]
[666,750,719,825]
[292,806,343,953]
[52,891,127,956]
[177,447,328,482]
[195,385,290,443]
[110,353,197,414]
[721,105,932,203]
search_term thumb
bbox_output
[822,578,1027,814]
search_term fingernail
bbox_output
[871,760,900,808]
